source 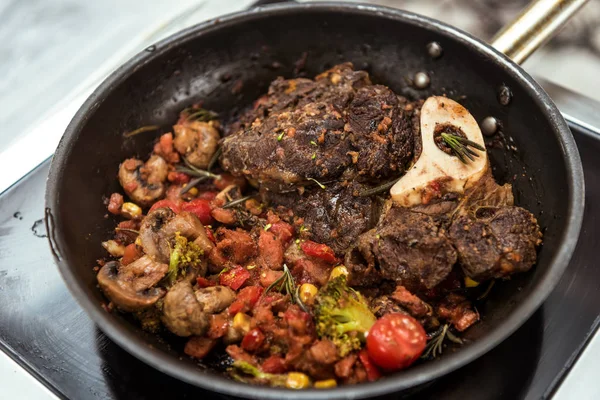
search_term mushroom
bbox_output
[97,258,167,312]
[391,96,488,207]
[162,281,209,337]
[118,155,168,207]
[195,286,236,314]
[173,120,220,169]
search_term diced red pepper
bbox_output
[149,199,181,214]
[219,266,251,290]
[207,313,229,339]
[269,222,294,244]
[122,244,142,266]
[241,328,265,352]
[229,286,263,315]
[359,349,382,382]
[167,171,191,184]
[181,198,213,225]
[196,277,216,288]
[261,356,287,374]
[205,226,216,243]
[300,240,338,264]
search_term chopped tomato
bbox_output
[167,171,191,184]
[229,286,263,315]
[121,244,142,266]
[358,349,382,382]
[241,328,265,352]
[219,266,251,290]
[366,313,426,371]
[107,193,124,215]
[205,226,216,243]
[149,199,180,213]
[182,199,213,225]
[261,356,287,374]
[214,173,247,191]
[300,240,337,264]
[196,277,216,288]
[269,222,294,244]
[208,314,229,339]
[198,191,218,201]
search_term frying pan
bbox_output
[45,0,585,398]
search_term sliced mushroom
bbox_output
[120,255,170,292]
[118,155,168,207]
[195,286,236,314]
[162,281,209,337]
[97,260,167,312]
[139,207,176,263]
[173,120,220,169]
[391,96,488,207]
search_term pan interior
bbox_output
[47,4,577,398]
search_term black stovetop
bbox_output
[0,120,598,400]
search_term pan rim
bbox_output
[45,2,585,399]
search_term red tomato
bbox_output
[228,286,263,315]
[241,328,265,352]
[196,277,216,288]
[219,266,251,290]
[269,222,294,244]
[366,313,426,371]
[181,199,213,225]
[300,240,337,264]
[121,244,142,266]
[261,356,287,374]
[167,171,191,184]
[149,199,180,214]
[358,349,382,382]
[204,226,216,243]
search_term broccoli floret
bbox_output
[314,275,377,356]
[168,232,203,284]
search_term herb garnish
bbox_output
[441,133,485,163]
[307,177,326,189]
[264,264,309,313]
[421,324,463,359]
[123,125,159,138]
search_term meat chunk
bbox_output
[184,337,218,359]
[349,206,456,291]
[161,281,208,337]
[213,228,256,265]
[221,63,415,192]
[437,293,479,332]
[267,183,376,254]
[258,230,284,270]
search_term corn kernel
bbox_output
[299,283,318,305]
[102,240,125,257]
[465,277,479,288]
[232,312,251,334]
[121,202,142,219]
[187,187,199,196]
[329,265,349,280]
[285,372,311,389]
[314,379,337,389]
[135,236,142,247]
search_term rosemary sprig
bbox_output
[176,157,220,179]
[123,125,159,138]
[114,228,140,235]
[183,107,218,122]
[180,176,210,195]
[264,264,310,313]
[441,133,485,163]
[207,147,222,171]
[358,177,401,197]
[222,195,254,209]
[421,324,463,359]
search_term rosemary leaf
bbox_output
[358,177,401,197]
[307,177,326,189]
[207,147,222,171]
[123,125,159,138]
[222,195,254,209]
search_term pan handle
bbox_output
[491,0,589,65]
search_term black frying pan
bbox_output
[45,2,585,399]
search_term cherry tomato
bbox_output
[149,199,181,214]
[300,240,337,264]
[241,328,265,352]
[196,277,216,288]
[228,286,263,315]
[121,244,142,266]
[219,266,251,290]
[366,313,426,371]
[181,198,213,225]
[358,349,382,382]
[269,222,294,244]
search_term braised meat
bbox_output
[221,63,415,191]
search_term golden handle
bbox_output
[491,0,589,65]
